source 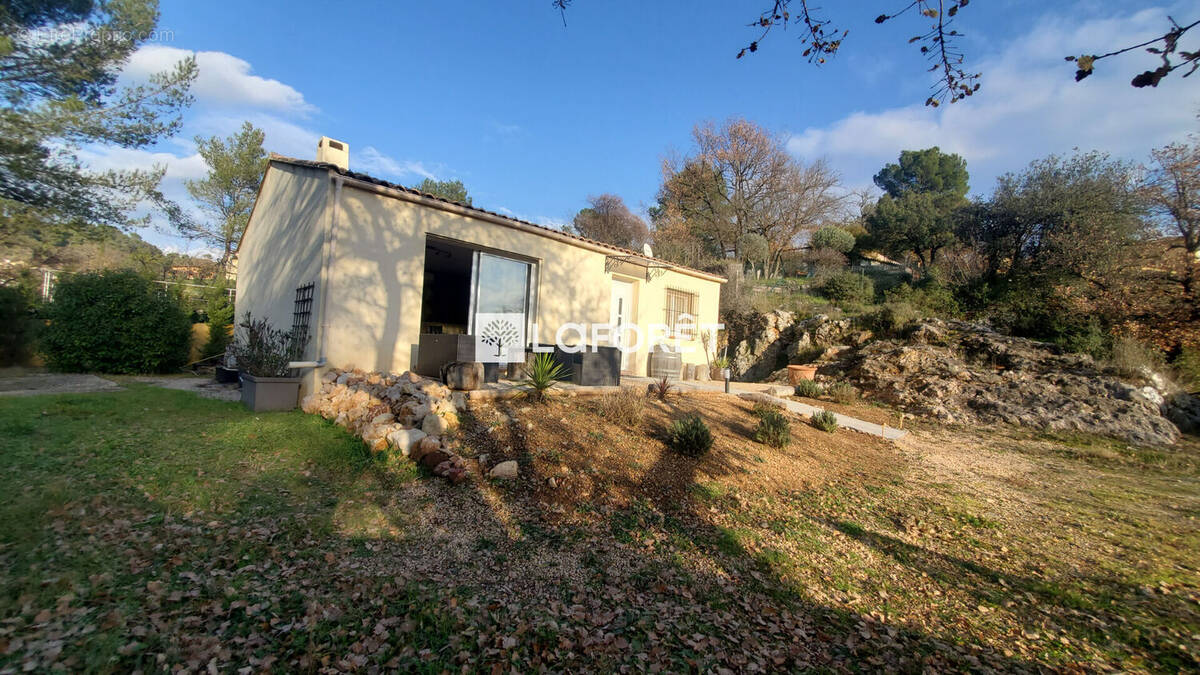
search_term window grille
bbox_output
[663,288,697,339]
[293,283,315,338]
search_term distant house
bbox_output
[236,137,725,393]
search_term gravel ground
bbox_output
[0,373,122,396]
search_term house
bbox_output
[235,137,725,394]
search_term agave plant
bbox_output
[523,352,569,402]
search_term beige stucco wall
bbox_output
[323,180,723,376]
[627,268,722,375]
[235,163,330,391]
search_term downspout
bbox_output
[315,174,345,368]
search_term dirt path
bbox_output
[0,373,122,396]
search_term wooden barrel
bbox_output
[649,346,682,380]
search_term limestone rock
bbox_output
[388,428,427,456]
[443,361,484,391]
[489,460,519,480]
[422,411,458,436]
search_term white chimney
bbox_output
[316,136,349,171]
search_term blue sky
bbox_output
[98,1,1200,255]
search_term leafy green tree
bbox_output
[182,122,267,267]
[867,147,969,269]
[415,178,471,205]
[964,151,1144,285]
[873,147,969,205]
[810,226,855,253]
[958,151,1147,354]
[867,192,958,269]
[0,0,196,227]
[738,232,769,277]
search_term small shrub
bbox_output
[754,408,791,448]
[596,387,646,427]
[667,414,713,457]
[862,301,921,336]
[826,382,859,404]
[229,314,308,377]
[41,270,191,374]
[794,380,823,398]
[650,374,677,401]
[752,400,785,418]
[523,352,569,402]
[820,271,876,306]
[1108,336,1165,380]
[811,410,838,433]
[0,285,36,366]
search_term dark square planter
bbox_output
[240,373,301,412]
[215,366,239,384]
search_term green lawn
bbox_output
[1,383,1198,672]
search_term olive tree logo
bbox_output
[474,313,525,363]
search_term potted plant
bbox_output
[229,314,308,411]
[713,355,731,381]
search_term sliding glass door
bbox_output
[468,251,535,334]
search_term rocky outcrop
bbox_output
[728,312,862,383]
[840,320,1195,446]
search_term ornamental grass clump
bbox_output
[667,414,713,457]
[595,386,646,427]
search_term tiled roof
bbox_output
[268,154,726,282]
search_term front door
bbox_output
[610,279,634,371]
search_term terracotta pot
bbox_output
[787,364,818,384]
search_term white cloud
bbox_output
[786,5,1200,195]
[535,216,569,231]
[77,145,208,182]
[357,146,436,180]
[123,45,314,114]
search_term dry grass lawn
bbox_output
[0,383,1197,672]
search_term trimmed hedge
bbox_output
[0,285,35,366]
[41,270,192,374]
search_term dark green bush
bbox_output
[201,280,235,359]
[0,285,36,366]
[820,271,876,306]
[753,408,791,448]
[885,275,960,317]
[793,380,823,398]
[41,270,191,373]
[811,410,838,433]
[667,414,713,457]
[963,281,1112,358]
